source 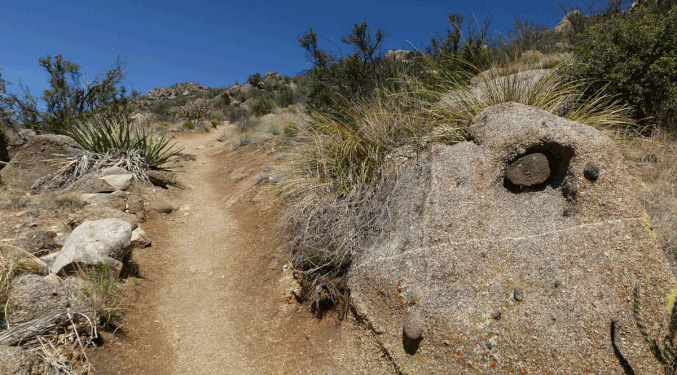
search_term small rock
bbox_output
[181,153,197,162]
[505,153,551,187]
[514,287,524,301]
[584,162,600,181]
[130,227,151,248]
[403,307,424,340]
[81,193,111,204]
[146,170,176,188]
[93,174,134,192]
[149,201,177,214]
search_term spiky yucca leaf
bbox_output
[69,115,183,169]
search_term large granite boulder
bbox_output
[349,102,675,373]
[0,134,83,190]
[41,218,133,275]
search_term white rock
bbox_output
[93,174,133,192]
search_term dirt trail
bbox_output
[89,128,394,375]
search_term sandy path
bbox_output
[90,128,395,375]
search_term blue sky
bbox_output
[1,0,610,98]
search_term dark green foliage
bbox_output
[503,15,561,55]
[0,55,135,133]
[221,92,231,106]
[423,13,491,70]
[569,7,677,129]
[151,102,171,117]
[183,122,195,130]
[252,97,274,116]
[0,129,8,162]
[276,87,295,108]
[298,21,407,115]
[248,73,263,86]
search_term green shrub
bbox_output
[252,97,274,116]
[221,92,231,106]
[298,21,409,116]
[248,73,263,86]
[210,120,218,128]
[183,122,195,130]
[277,87,295,108]
[570,7,677,130]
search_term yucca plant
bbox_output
[69,114,183,169]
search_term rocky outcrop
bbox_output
[385,50,413,63]
[554,10,588,33]
[349,102,675,373]
[0,135,83,190]
[41,218,133,275]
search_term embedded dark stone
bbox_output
[514,287,524,301]
[505,153,550,187]
[584,162,600,181]
[403,307,424,340]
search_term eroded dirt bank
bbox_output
[89,129,394,374]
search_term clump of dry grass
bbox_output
[0,244,46,321]
[436,61,634,132]
[78,263,125,330]
[618,130,677,265]
[31,149,153,192]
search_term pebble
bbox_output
[403,307,424,340]
[514,287,524,301]
[584,162,600,181]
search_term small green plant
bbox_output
[252,97,274,116]
[81,263,124,329]
[210,120,218,128]
[183,122,195,130]
[283,122,298,138]
[221,92,231,106]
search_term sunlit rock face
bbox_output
[349,102,675,374]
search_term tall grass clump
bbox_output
[433,59,634,132]
[69,114,183,169]
[80,263,124,330]
[0,244,46,322]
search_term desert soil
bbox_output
[88,128,394,375]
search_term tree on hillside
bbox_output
[0,55,137,133]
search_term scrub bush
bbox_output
[570,7,677,130]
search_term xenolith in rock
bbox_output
[349,102,676,374]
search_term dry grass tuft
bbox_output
[0,244,46,320]
[618,130,677,265]
[77,263,125,330]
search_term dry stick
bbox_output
[68,310,95,373]
[0,308,92,346]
